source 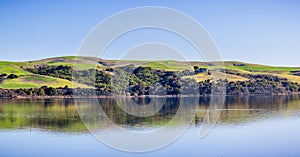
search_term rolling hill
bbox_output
[0,56,300,90]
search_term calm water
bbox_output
[1,96,300,157]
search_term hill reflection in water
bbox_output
[0,95,299,132]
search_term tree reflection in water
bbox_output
[0,95,300,132]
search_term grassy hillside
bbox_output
[0,59,90,89]
[190,61,300,83]
[0,74,90,89]
[1,56,300,89]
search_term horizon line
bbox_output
[0,55,299,68]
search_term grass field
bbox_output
[143,61,193,71]
[183,72,249,82]
[0,74,90,89]
[0,62,31,75]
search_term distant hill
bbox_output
[0,56,300,97]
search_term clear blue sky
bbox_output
[1,0,300,66]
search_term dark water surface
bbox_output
[1,96,300,157]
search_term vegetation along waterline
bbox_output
[1,56,300,98]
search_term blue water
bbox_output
[1,116,300,157]
[1,96,300,157]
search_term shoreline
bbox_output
[1,92,300,99]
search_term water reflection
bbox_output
[0,95,299,132]
[0,99,83,132]
[76,97,199,152]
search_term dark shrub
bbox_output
[7,74,18,79]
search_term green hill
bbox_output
[0,56,300,89]
[0,59,90,89]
